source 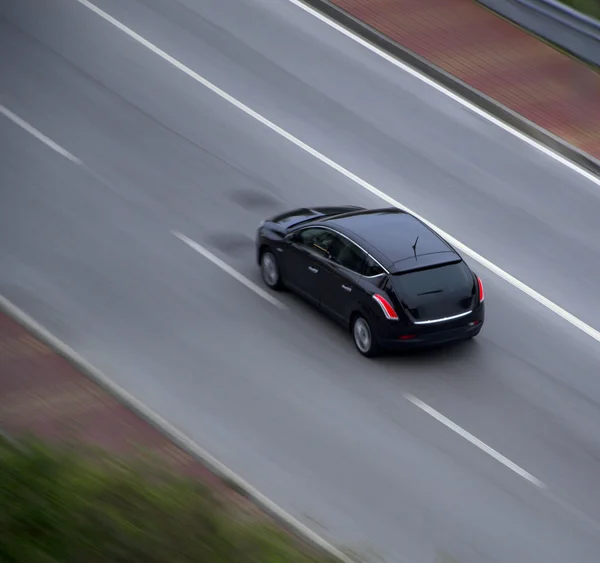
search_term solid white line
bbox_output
[75,0,600,346]
[172,231,287,310]
[0,295,352,563]
[405,394,546,489]
[0,104,82,164]
[287,0,600,188]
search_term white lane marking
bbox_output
[405,394,546,488]
[172,231,286,310]
[76,0,600,346]
[0,295,351,563]
[287,0,600,188]
[0,103,82,164]
[406,394,600,532]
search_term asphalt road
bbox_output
[2,1,600,562]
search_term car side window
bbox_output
[293,228,341,259]
[363,255,385,277]
[335,240,367,274]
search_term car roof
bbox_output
[321,208,460,273]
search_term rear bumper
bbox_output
[377,305,484,350]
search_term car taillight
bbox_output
[477,277,484,302]
[373,294,399,321]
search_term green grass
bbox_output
[0,436,344,563]
[559,0,600,20]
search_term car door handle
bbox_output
[308,266,319,273]
[341,284,352,292]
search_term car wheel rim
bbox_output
[353,318,371,353]
[262,253,278,286]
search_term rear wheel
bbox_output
[352,315,380,358]
[260,249,283,291]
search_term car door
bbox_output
[317,234,368,325]
[281,227,336,304]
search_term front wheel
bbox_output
[352,315,381,358]
[260,250,284,291]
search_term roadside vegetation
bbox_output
[560,0,600,20]
[0,436,342,563]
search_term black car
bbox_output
[256,206,484,357]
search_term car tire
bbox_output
[352,314,381,358]
[260,249,284,291]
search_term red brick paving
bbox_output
[0,310,234,494]
[331,0,600,160]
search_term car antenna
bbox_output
[412,236,419,260]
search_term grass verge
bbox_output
[559,0,600,20]
[0,435,342,563]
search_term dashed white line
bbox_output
[405,394,546,488]
[287,0,600,188]
[75,0,600,346]
[405,394,600,532]
[0,104,282,311]
[172,231,287,310]
[0,103,82,164]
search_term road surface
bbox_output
[2,1,600,561]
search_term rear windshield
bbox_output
[391,261,473,299]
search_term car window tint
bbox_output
[363,255,384,277]
[390,261,475,320]
[296,228,340,258]
[335,240,366,274]
[393,261,473,298]
[294,228,317,245]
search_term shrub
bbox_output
[0,436,339,563]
